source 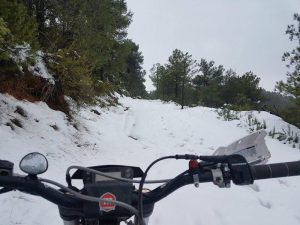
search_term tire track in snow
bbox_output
[123,108,140,141]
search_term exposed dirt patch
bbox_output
[0,73,70,116]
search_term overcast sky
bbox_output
[126,0,300,91]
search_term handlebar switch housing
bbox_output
[0,160,14,176]
[227,155,254,185]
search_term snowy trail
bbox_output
[0,94,300,225]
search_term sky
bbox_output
[126,0,300,92]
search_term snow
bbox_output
[28,51,55,84]
[10,45,55,84]
[0,93,300,225]
[10,44,31,64]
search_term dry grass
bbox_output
[49,124,59,131]
[14,106,27,118]
[10,118,22,128]
[0,73,70,115]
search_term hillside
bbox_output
[0,93,300,225]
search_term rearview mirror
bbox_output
[19,152,48,175]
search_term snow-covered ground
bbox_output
[0,93,300,225]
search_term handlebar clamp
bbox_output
[211,164,231,188]
[200,155,254,186]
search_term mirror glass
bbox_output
[19,152,48,175]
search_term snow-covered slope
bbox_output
[0,93,300,225]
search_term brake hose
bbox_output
[137,156,177,225]
[137,154,201,225]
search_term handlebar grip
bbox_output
[251,161,300,180]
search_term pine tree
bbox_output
[0,0,38,73]
[121,40,147,97]
[0,18,11,61]
[276,13,300,128]
[150,63,168,99]
[47,48,94,104]
[150,49,197,108]
[193,59,224,107]
[0,18,10,43]
[35,0,134,103]
[221,71,262,110]
[0,0,38,47]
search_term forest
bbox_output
[0,0,147,111]
[0,0,299,127]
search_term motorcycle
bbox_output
[0,130,299,225]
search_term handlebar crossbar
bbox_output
[1,160,300,212]
[0,176,82,208]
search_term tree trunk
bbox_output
[175,73,178,99]
[181,74,185,109]
[36,0,46,45]
[24,0,34,16]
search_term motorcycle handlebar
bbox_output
[145,160,300,204]
[0,160,300,208]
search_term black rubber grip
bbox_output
[251,161,300,180]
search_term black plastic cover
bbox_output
[82,181,133,220]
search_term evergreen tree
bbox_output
[150,63,173,100]
[150,63,168,99]
[276,13,300,127]
[121,40,147,97]
[0,0,38,47]
[0,18,10,44]
[152,55,264,109]
[261,90,292,115]
[26,0,135,103]
[150,49,197,108]
[47,48,94,103]
[222,71,262,110]
[193,59,224,107]
[1,0,147,107]
[0,18,11,61]
[167,49,197,108]
[0,0,38,73]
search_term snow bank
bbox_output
[0,94,300,225]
